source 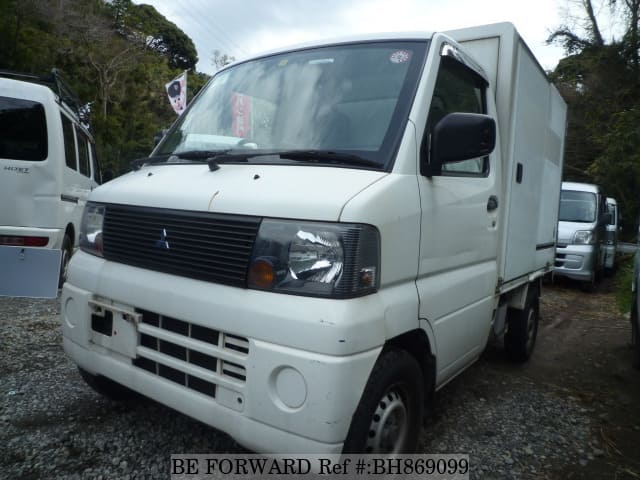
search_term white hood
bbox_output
[90,163,387,221]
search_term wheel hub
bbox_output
[365,389,408,453]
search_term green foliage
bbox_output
[0,0,211,175]
[549,1,640,239]
[111,0,198,70]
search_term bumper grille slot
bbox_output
[224,334,250,354]
[102,204,260,287]
[222,361,246,381]
[132,309,249,400]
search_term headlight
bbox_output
[79,203,105,257]
[248,219,380,298]
[573,230,594,245]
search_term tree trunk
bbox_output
[583,0,605,46]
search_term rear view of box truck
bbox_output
[61,23,566,454]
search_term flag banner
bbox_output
[166,72,187,115]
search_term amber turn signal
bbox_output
[249,259,275,289]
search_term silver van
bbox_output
[554,182,609,285]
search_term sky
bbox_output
[132,0,617,75]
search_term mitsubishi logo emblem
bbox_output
[154,228,170,250]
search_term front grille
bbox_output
[132,309,249,399]
[102,204,261,287]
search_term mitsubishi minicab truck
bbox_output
[555,182,609,286]
[61,23,567,454]
[0,70,101,297]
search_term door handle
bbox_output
[487,195,499,212]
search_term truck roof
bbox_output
[221,31,435,69]
[562,181,601,194]
[224,22,523,71]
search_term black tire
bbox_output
[505,285,539,362]
[631,292,640,370]
[78,368,138,401]
[343,349,424,454]
[58,234,72,288]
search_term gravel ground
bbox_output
[1,275,638,479]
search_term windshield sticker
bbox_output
[390,50,411,64]
[278,59,289,67]
[308,58,334,64]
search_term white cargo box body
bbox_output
[447,23,567,285]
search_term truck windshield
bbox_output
[157,41,428,168]
[0,97,47,161]
[559,191,597,223]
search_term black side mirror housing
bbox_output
[600,212,612,226]
[424,112,496,176]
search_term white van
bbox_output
[555,182,609,285]
[0,71,101,296]
[605,197,619,272]
[61,23,566,454]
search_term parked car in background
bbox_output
[554,182,609,287]
[631,242,640,369]
[604,197,620,273]
[0,69,101,296]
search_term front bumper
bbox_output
[554,244,596,281]
[61,251,384,453]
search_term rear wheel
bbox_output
[505,285,539,362]
[58,234,72,288]
[78,368,138,401]
[343,349,424,454]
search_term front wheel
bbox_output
[343,349,424,454]
[505,285,539,362]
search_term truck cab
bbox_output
[555,182,608,285]
[61,23,566,454]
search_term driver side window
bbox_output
[425,56,488,175]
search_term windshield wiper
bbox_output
[206,150,382,171]
[174,149,232,160]
[130,150,233,171]
[278,150,382,168]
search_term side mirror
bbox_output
[600,212,612,225]
[425,113,496,176]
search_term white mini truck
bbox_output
[62,23,566,454]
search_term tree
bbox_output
[212,49,236,70]
[118,2,199,70]
[548,0,640,236]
